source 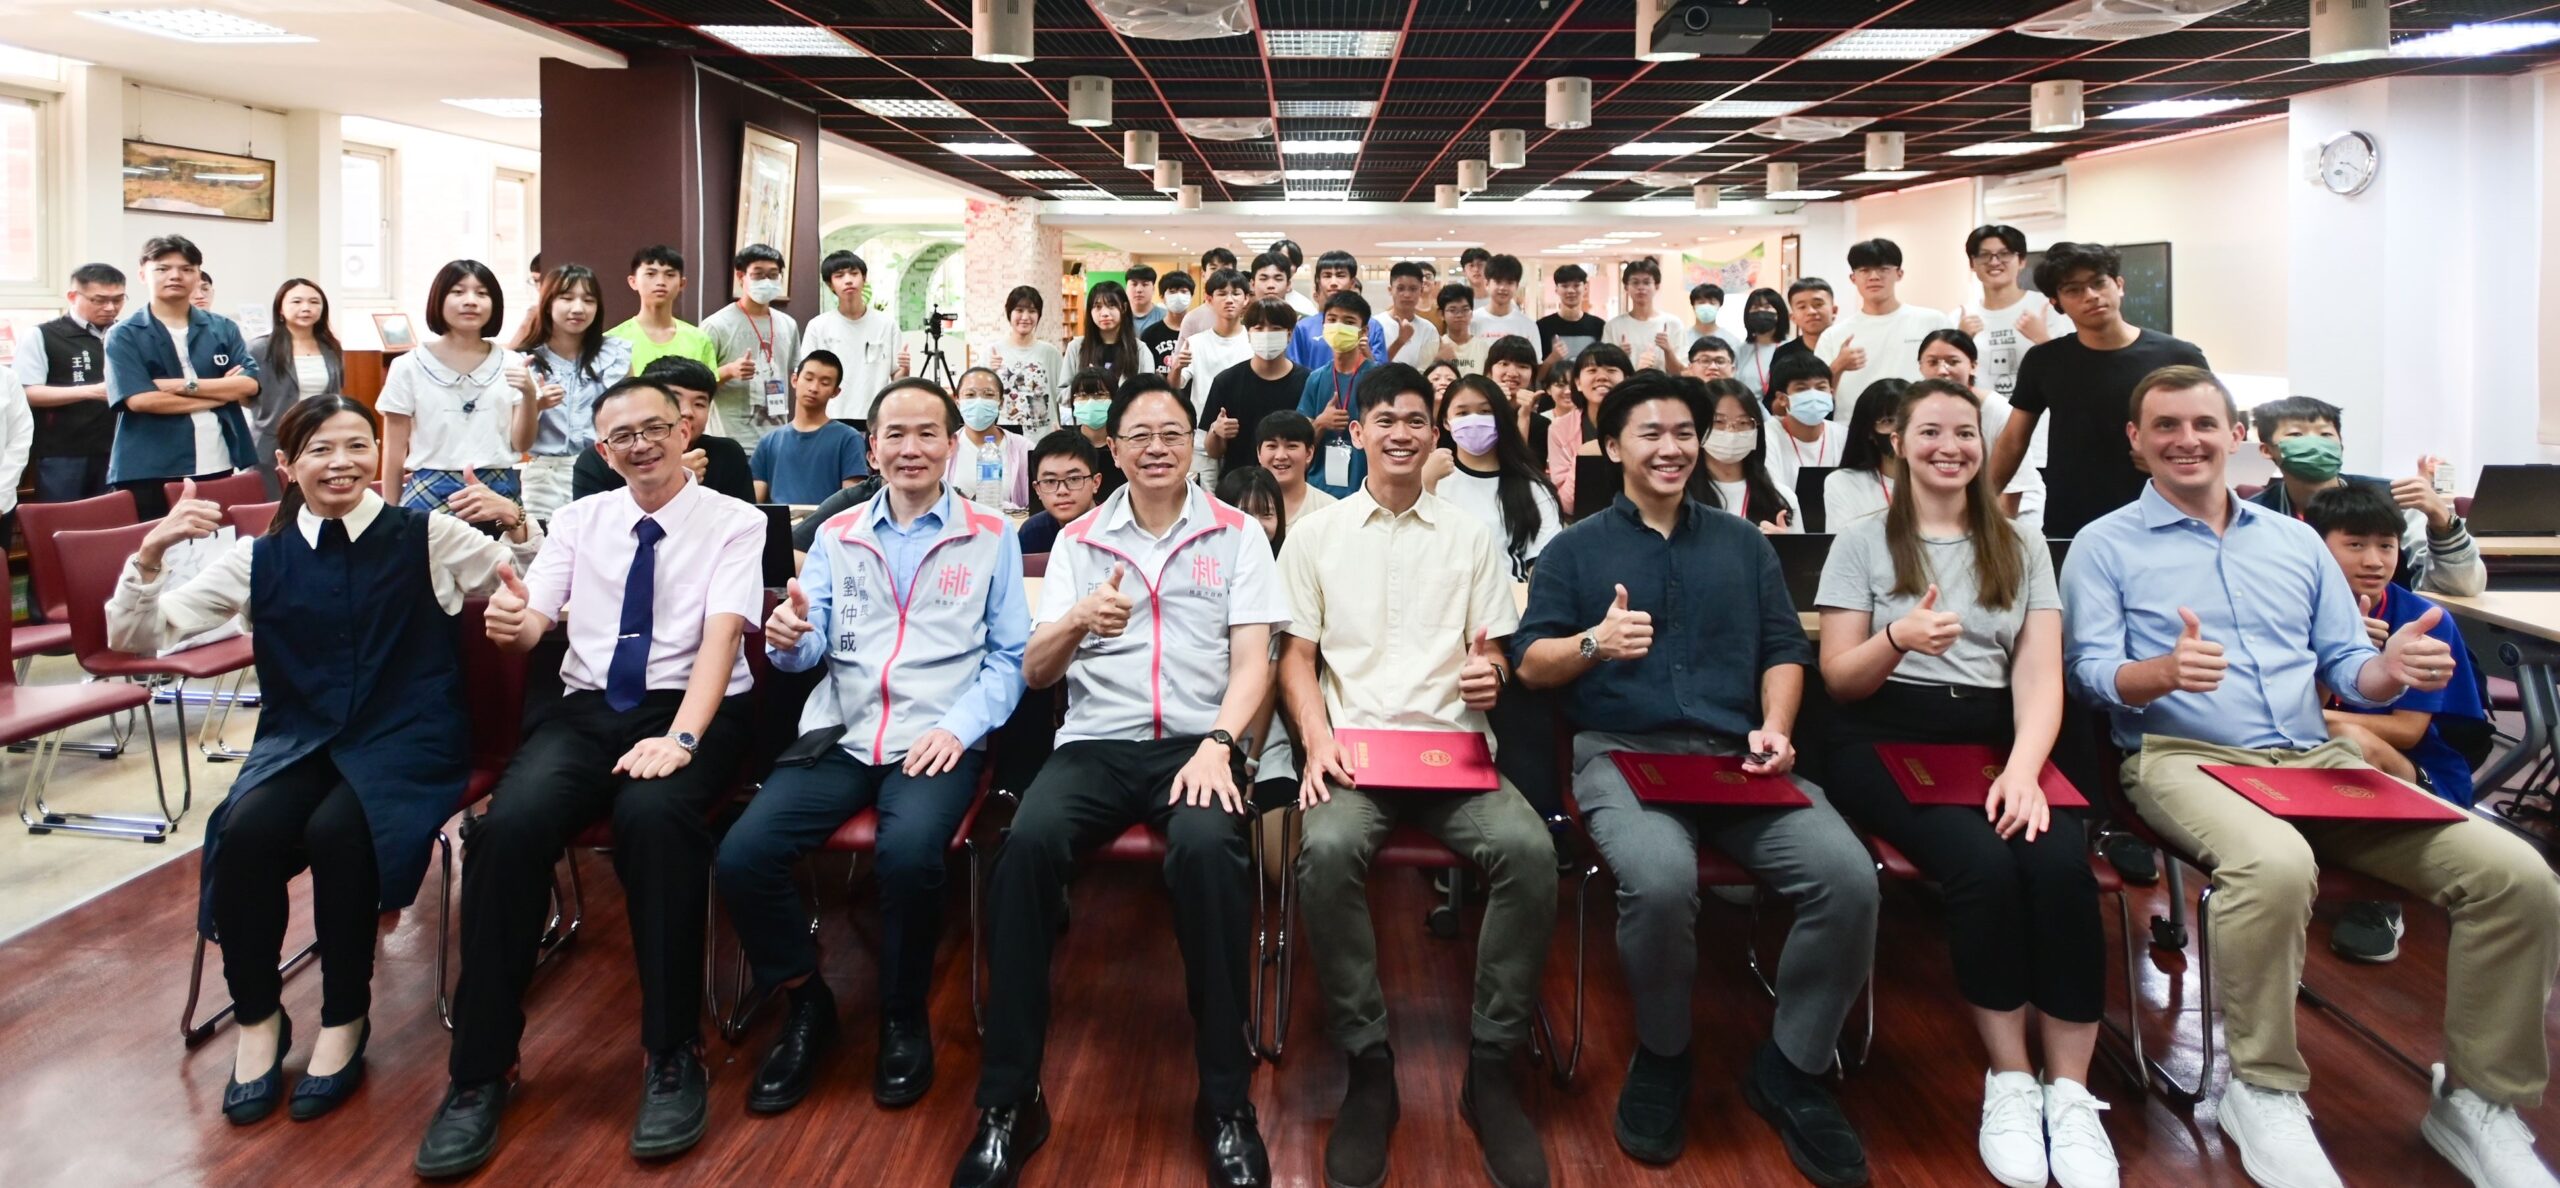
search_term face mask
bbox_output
[1704,429,1759,463]
[1165,292,1192,313]
[1073,400,1110,429]
[1694,304,1720,324]
[1248,329,1291,360]
[1784,391,1834,426]
[1449,414,1499,456]
[959,398,1000,432]
[1744,309,1781,337]
[1321,322,1363,354]
[746,278,783,305]
[2275,434,2343,482]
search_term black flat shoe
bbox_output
[874,1015,934,1108]
[413,1078,510,1179]
[1744,1042,1868,1188]
[949,1086,1050,1188]
[748,982,839,1114]
[1197,1100,1272,1187]
[289,1019,370,1122]
[631,1046,710,1160]
[221,1012,292,1126]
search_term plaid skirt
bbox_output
[401,466,522,517]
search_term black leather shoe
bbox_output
[1614,1043,1692,1164]
[631,1046,710,1160]
[1743,1041,1868,1187]
[221,1012,292,1126]
[874,1015,934,1107]
[949,1086,1050,1188]
[1196,1100,1272,1187]
[748,982,839,1114]
[1460,1043,1549,1188]
[1324,1044,1399,1188]
[289,1018,369,1122]
[413,1078,510,1179]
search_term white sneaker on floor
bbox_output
[2044,1076,2120,1188]
[1980,1070,2050,1188]
[2219,1080,2344,1188]
[2424,1063,2560,1188]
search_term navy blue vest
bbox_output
[196,505,466,936]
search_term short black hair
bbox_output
[1769,349,1833,393]
[1030,428,1102,475]
[1484,254,1523,284]
[1966,224,2028,261]
[630,244,685,275]
[1436,282,1474,311]
[870,376,961,431]
[1125,263,1158,285]
[1353,362,1432,418]
[1459,247,1492,267]
[796,348,844,382]
[1840,379,1909,473]
[1575,342,1635,379]
[823,250,869,284]
[1919,328,1978,364]
[2251,395,2344,442]
[1258,409,1315,448]
[1242,297,1294,330]
[1067,367,1113,397]
[1552,263,1588,285]
[1269,239,1303,268]
[1786,277,1834,302]
[2033,241,2121,302]
[1595,370,1704,442]
[1620,256,1662,285]
[1004,285,1043,316]
[640,356,718,397]
[424,258,506,337]
[1315,249,1358,277]
[2304,482,2406,542]
[1107,372,1194,434]
[1201,268,1242,296]
[1321,289,1370,322]
[71,262,125,288]
[1249,251,1292,277]
[1199,246,1237,270]
[1484,335,1539,373]
[1687,336,1735,362]
[1388,260,1426,283]
[198,270,215,286]
[140,234,201,267]
[732,243,784,273]
[1688,282,1725,305]
[1159,269,1196,293]
[1845,239,1903,270]
[595,376,682,422]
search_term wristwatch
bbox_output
[183,377,199,395]
[671,730,700,754]
[1578,633,1599,660]
[1205,729,1236,750]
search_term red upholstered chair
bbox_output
[3,553,155,840]
[226,501,280,538]
[163,469,268,511]
[13,491,137,677]
[52,521,256,838]
[1021,552,1049,579]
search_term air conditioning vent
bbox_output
[1747,115,1875,142]
[1089,0,1252,41]
[1982,173,2068,222]
[2014,0,2247,42]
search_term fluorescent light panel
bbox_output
[697,24,866,57]
[1844,170,1933,180]
[81,9,312,43]
[2099,98,2254,120]
[854,98,971,119]
[1283,169,1353,180]
[1044,190,1121,200]
[1005,169,1077,180]
[1608,142,1716,157]
[1561,170,1639,180]
[1941,141,2063,156]
[1685,100,1810,119]
[1283,191,1353,201]
[2389,21,2560,58]
[1262,30,1401,58]
[1768,189,1842,200]
[1279,138,1362,155]
[1805,28,1995,60]
[943,141,1034,156]
[444,98,541,119]
[1278,100,1376,118]
[1520,188,1591,200]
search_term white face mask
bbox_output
[1694,304,1719,324]
[1165,291,1193,313]
[1704,428,1758,463]
[746,278,783,305]
[1248,329,1290,360]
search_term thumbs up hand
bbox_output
[1890,584,1965,657]
[2358,595,2389,649]
[1077,564,1133,639]
[1459,626,1506,711]
[485,562,530,644]
[2383,606,2456,692]
[1591,583,1654,662]
[1832,334,1866,376]
[1759,508,1791,536]
[896,344,913,377]
[444,467,518,529]
[768,577,815,650]
[138,477,225,569]
[2167,607,2228,693]
[1211,406,1240,441]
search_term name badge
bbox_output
[1322,439,1353,490]
[762,377,787,417]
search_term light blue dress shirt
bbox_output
[2061,483,2393,751]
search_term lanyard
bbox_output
[1789,429,1831,467]
[746,310,774,364]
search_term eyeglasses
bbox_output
[1033,473,1097,493]
[1114,429,1188,450]
[602,421,679,451]
[1972,250,2020,265]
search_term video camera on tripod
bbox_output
[924,306,958,340]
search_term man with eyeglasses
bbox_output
[1015,429,1106,554]
[418,375,767,1177]
[955,372,1288,1188]
[1815,237,1949,413]
[1952,225,2052,403]
[573,357,756,505]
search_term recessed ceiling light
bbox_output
[1941,141,2064,156]
[1279,138,1363,155]
[1042,190,1121,201]
[1608,142,1716,157]
[1516,188,1589,201]
[943,141,1034,156]
[1284,191,1354,201]
[1006,169,1077,180]
[1768,189,1842,200]
[1278,100,1376,118]
[81,9,312,43]
[1283,169,1353,180]
[1561,170,1639,180]
[1843,170,1934,181]
[1684,100,1811,119]
[1216,170,1285,185]
[1262,30,1401,58]
[853,98,971,119]
[444,98,542,119]
[696,24,867,57]
[2099,98,2254,120]
[2389,21,2560,58]
[1179,117,1273,141]
[1805,28,1996,60]
[1374,239,1484,249]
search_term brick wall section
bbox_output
[963,198,1061,362]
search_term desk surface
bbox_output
[2434,589,2560,644]
[2477,535,2560,558]
[1023,578,1823,638]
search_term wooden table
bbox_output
[2476,535,2560,558]
[2434,589,2560,795]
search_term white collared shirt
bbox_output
[378,343,524,471]
[524,476,765,696]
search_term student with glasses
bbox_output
[1018,430,1105,555]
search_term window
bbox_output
[0,94,42,287]
[490,168,533,306]
[340,146,392,298]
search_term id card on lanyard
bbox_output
[1321,369,1354,489]
[749,313,786,417]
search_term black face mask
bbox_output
[1744,309,1781,336]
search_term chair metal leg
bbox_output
[1534,861,1596,1087]
[535,849,583,963]
[2143,880,2215,1106]
[2297,978,2429,1082]
[2093,877,2153,1096]
[23,696,177,840]
[197,670,255,763]
[435,829,458,1030]
[181,930,321,1047]
[967,838,986,1037]
[1249,808,1299,1063]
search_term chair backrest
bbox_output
[55,521,158,665]
[18,490,138,622]
[228,501,280,538]
[1021,551,1049,579]
[165,470,267,510]
[0,553,16,688]
[456,597,529,773]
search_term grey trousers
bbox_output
[1573,730,1879,1074]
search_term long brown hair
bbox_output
[511,264,608,382]
[268,396,381,537]
[1881,379,2024,610]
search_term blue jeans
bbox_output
[32,455,108,505]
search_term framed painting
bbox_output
[1780,234,1801,289]
[373,312,416,353]
[736,124,799,274]
[122,139,275,222]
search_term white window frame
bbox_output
[490,166,536,290]
[0,84,61,307]
[339,143,397,301]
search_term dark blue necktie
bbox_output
[606,516,665,712]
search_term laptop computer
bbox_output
[1768,532,1835,610]
[755,504,798,589]
[2465,465,2560,536]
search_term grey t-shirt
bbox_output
[700,303,800,446]
[1813,517,2060,689]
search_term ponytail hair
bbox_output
[268,395,381,536]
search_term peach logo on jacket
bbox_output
[1191,553,1225,589]
[935,563,974,598]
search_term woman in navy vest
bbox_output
[105,395,539,1125]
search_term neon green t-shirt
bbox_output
[606,317,720,378]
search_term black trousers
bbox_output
[1823,681,2104,1022]
[447,690,748,1083]
[976,737,1255,1112]
[212,752,381,1028]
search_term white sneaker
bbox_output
[2044,1076,2120,1188]
[2424,1063,2560,1188]
[2219,1080,2345,1188]
[1980,1070,2050,1188]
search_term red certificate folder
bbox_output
[1334,729,1499,792]
[1873,743,2090,809]
[1611,752,1810,808]
[2202,765,2466,823]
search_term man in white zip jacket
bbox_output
[952,374,1290,1188]
[715,377,1028,1116]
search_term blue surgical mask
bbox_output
[959,398,1000,432]
[1785,390,1834,427]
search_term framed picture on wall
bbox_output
[736,124,799,276]
[122,139,276,222]
[373,312,416,354]
[1780,234,1801,289]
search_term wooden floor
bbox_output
[0,825,2551,1188]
